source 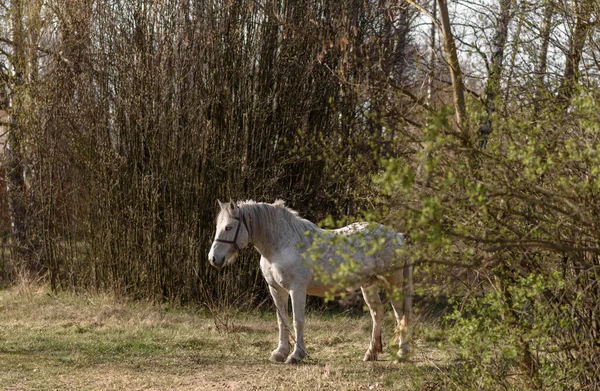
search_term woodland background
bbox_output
[0,0,598,389]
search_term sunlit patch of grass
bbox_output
[0,285,450,390]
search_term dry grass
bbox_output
[0,284,448,390]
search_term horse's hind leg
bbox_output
[385,267,413,360]
[361,284,384,361]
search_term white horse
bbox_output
[208,200,413,364]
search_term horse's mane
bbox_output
[222,200,320,242]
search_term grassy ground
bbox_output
[0,283,448,390]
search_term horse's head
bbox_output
[208,199,251,269]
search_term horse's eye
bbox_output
[225,226,233,231]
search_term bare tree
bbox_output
[534,1,555,95]
[557,0,594,106]
[478,0,512,147]
[437,0,467,130]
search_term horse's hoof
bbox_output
[285,355,302,364]
[363,352,378,362]
[270,351,288,363]
[395,348,410,362]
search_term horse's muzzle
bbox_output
[209,255,225,269]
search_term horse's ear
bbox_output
[229,199,236,211]
[217,199,226,210]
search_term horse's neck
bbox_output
[249,208,311,258]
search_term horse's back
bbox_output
[308,222,406,282]
[332,222,405,249]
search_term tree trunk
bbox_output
[427,0,437,107]
[478,0,512,147]
[437,0,467,131]
[502,0,525,112]
[557,0,592,107]
[530,0,554,118]
[536,1,554,87]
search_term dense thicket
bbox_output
[0,0,417,300]
[0,0,598,388]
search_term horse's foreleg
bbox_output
[361,285,384,361]
[285,288,307,364]
[269,286,290,363]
